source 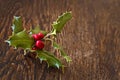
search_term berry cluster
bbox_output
[32,33,45,50]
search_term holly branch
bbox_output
[6,12,72,69]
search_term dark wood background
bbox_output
[0,0,120,80]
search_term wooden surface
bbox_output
[0,0,120,80]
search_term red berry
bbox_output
[35,40,44,49]
[32,34,39,40]
[38,33,44,39]
[32,46,38,50]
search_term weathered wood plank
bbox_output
[0,0,120,80]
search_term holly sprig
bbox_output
[6,12,72,69]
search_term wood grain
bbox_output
[0,0,120,80]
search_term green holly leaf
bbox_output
[52,12,72,33]
[7,30,34,49]
[53,42,72,62]
[12,16,23,34]
[29,25,47,35]
[60,50,72,62]
[37,50,62,68]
